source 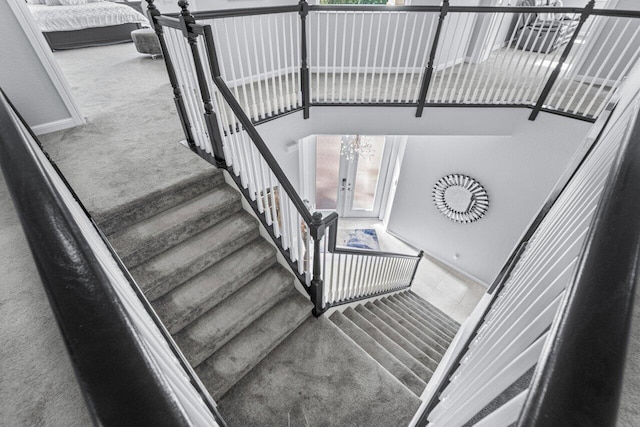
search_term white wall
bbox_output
[0,1,77,133]
[385,112,590,285]
[256,106,591,285]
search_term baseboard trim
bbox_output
[385,228,489,289]
[31,117,78,135]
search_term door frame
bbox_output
[301,134,395,220]
[340,138,393,218]
[7,0,84,134]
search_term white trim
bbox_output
[386,228,490,287]
[7,0,85,129]
[31,117,78,135]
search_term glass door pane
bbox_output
[315,135,343,211]
[352,136,386,211]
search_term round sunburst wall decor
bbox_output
[433,174,489,223]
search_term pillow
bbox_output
[44,0,62,5]
[59,0,88,4]
[26,0,46,4]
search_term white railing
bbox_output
[5,96,220,427]
[320,219,422,307]
[204,13,303,121]
[420,78,639,426]
[184,4,640,122]
[543,14,640,118]
[164,18,214,155]
[427,10,585,106]
[308,10,439,104]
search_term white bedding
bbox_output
[28,2,149,33]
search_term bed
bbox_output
[27,1,150,50]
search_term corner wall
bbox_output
[0,1,79,134]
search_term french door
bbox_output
[315,135,392,218]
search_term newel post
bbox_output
[299,0,311,119]
[416,0,449,117]
[178,1,226,168]
[310,212,325,317]
[147,0,196,150]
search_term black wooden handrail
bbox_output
[179,4,640,20]
[517,97,640,427]
[0,90,225,426]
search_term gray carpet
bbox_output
[218,316,422,427]
[0,172,91,426]
[39,43,212,217]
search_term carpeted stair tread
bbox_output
[329,311,426,396]
[343,307,433,382]
[365,302,445,364]
[175,265,294,367]
[152,240,277,334]
[355,305,439,372]
[398,292,460,332]
[381,298,452,348]
[109,186,241,268]
[407,291,461,328]
[96,170,224,235]
[388,296,457,342]
[133,213,259,301]
[374,300,447,359]
[196,291,312,400]
[394,293,459,336]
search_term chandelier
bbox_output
[340,135,375,161]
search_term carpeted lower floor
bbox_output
[38,43,212,218]
[218,316,421,427]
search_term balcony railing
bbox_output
[165,0,640,123]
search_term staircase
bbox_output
[330,291,459,397]
[99,169,312,400]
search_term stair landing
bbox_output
[217,316,421,427]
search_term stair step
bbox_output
[196,291,312,400]
[152,240,277,334]
[406,291,461,329]
[365,302,445,363]
[388,296,456,342]
[381,298,452,348]
[355,305,439,372]
[109,186,241,268]
[329,311,426,396]
[373,300,447,359]
[395,293,459,336]
[176,265,294,367]
[133,213,259,301]
[96,170,224,235]
[343,307,433,382]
